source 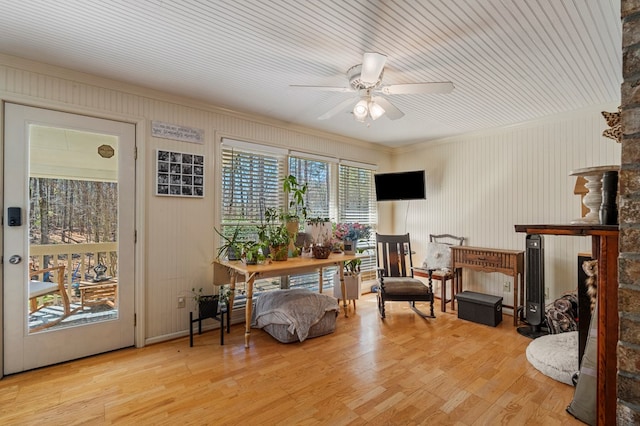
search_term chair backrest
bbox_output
[376,233,415,278]
[429,234,465,246]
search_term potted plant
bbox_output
[191,287,220,320]
[214,226,243,261]
[333,254,362,302]
[282,175,308,222]
[243,241,265,265]
[282,175,308,255]
[305,216,332,258]
[305,216,332,245]
[192,285,232,316]
[259,207,290,261]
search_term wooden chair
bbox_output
[29,265,75,331]
[425,234,465,312]
[375,233,435,319]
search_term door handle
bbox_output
[9,255,22,264]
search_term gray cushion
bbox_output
[252,289,338,343]
[382,277,431,296]
[262,310,337,343]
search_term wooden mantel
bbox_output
[514,224,618,426]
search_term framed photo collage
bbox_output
[155,149,204,197]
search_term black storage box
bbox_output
[455,291,503,327]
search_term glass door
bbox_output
[3,104,135,374]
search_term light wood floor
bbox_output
[1,293,583,425]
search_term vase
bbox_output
[343,239,358,255]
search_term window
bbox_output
[219,139,378,302]
[289,156,330,220]
[338,164,377,280]
[288,155,333,291]
[220,144,284,237]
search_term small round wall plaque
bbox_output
[98,144,115,158]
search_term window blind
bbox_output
[289,156,330,219]
[218,142,378,300]
[338,164,377,280]
[220,146,284,234]
[220,144,286,304]
[288,155,334,291]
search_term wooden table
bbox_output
[450,246,525,326]
[214,253,363,348]
[78,279,118,309]
[514,224,618,426]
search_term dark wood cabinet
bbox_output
[514,224,618,426]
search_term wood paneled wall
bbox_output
[393,105,621,309]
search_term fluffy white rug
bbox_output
[525,331,579,385]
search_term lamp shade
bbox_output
[368,100,385,120]
[353,99,368,120]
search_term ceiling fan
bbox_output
[291,52,454,122]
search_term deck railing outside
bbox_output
[29,242,118,300]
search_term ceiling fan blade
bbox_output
[318,97,357,120]
[381,82,455,95]
[372,96,404,120]
[360,52,387,85]
[290,85,354,93]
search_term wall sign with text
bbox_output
[155,150,204,197]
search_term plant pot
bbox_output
[333,273,361,300]
[343,239,358,255]
[270,244,289,261]
[198,295,219,320]
[286,219,299,254]
[312,244,332,259]
[227,246,241,261]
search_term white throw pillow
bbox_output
[423,242,451,271]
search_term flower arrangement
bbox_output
[334,222,372,241]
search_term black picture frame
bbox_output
[155,149,205,198]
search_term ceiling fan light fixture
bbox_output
[353,99,369,120]
[368,100,385,120]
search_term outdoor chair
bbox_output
[375,233,435,319]
[29,265,74,331]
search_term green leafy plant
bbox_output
[306,216,330,224]
[282,175,308,221]
[258,207,290,256]
[214,226,242,260]
[343,247,368,275]
[217,285,232,306]
[191,285,232,306]
[243,241,265,264]
[343,258,361,275]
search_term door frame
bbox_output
[0,99,147,378]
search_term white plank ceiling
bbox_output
[0,0,622,147]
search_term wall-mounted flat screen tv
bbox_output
[374,170,426,201]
